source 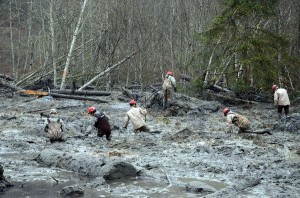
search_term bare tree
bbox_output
[50,0,57,87]
[60,0,89,90]
[9,0,16,78]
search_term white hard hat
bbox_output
[50,108,57,114]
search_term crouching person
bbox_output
[223,108,251,133]
[123,100,150,132]
[88,106,111,141]
[43,109,64,143]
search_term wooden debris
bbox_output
[0,78,22,91]
[19,90,49,96]
[241,129,272,135]
[50,93,108,103]
[0,74,14,81]
[50,89,111,96]
[209,93,259,105]
[122,87,139,99]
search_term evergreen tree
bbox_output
[199,0,299,92]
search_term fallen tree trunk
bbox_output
[241,129,272,135]
[0,74,14,81]
[78,51,138,91]
[122,87,134,98]
[19,90,49,96]
[0,78,22,91]
[209,93,259,105]
[125,85,142,89]
[50,93,108,103]
[210,84,231,92]
[50,89,111,96]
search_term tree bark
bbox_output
[50,0,57,87]
[9,0,16,78]
[0,78,22,91]
[60,0,89,90]
[50,93,108,103]
[203,33,223,87]
[50,89,111,96]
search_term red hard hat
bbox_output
[88,106,96,114]
[272,85,277,92]
[167,71,173,76]
[129,99,137,105]
[223,108,229,116]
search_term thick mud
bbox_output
[0,91,300,197]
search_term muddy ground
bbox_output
[0,90,300,198]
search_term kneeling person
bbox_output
[43,109,64,142]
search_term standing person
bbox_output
[223,108,251,133]
[162,71,177,109]
[88,106,112,141]
[272,85,290,119]
[123,99,150,132]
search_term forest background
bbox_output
[0,0,300,97]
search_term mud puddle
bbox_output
[176,177,229,190]
[108,178,198,198]
[2,180,99,198]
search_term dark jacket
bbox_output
[94,111,111,141]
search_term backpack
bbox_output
[232,113,250,128]
[163,77,172,89]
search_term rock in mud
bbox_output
[100,160,137,181]
[0,165,14,192]
[185,181,216,195]
[59,185,84,196]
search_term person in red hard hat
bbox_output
[162,70,177,109]
[123,99,150,132]
[88,106,112,141]
[272,85,290,119]
[223,108,251,133]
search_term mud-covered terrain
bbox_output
[0,90,300,198]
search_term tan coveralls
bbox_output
[124,106,149,132]
[162,75,176,108]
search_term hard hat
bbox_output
[167,71,173,76]
[129,99,137,105]
[88,106,96,114]
[50,108,57,114]
[272,85,277,92]
[223,108,229,116]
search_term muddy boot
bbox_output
[163,98,168,110]
[106,134,111,141]
[278,113,282,120]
